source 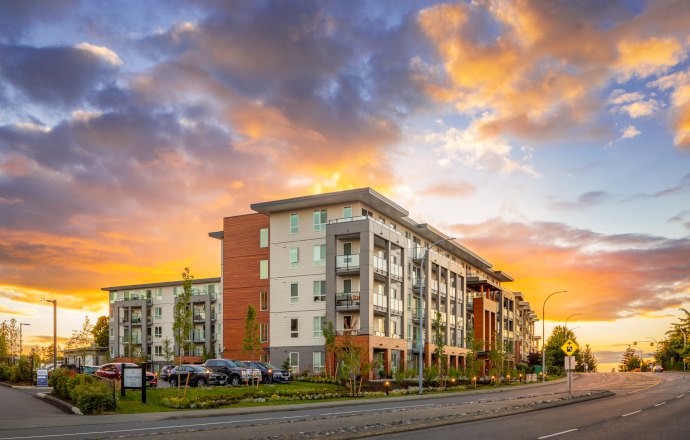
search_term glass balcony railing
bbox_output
[450,315,456,326]
[192,331,205,342]
[336,292,360,307]
[119,335,141,344]
[412,277,422,290]
[336,254,360,270]
[390,298,403,314]
[390,262,403,278]
[373,256,388,273]
[328,216,403,237]
[430,280,438,293]
[373,330,386,337]
[390,333,402,339]
[412,340,421,350]
[373,293,388,310]
[119,317,129,324]
[412,308,425,320]
[211,313,217,321]
[439,283,447,295]
[131,315,142,324]
[193,313,206,321]
[449,287,456,298]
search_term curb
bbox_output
[161,375,574,421]
[310,390,615,440]
[37,393,83,415]
[0,381,53,391]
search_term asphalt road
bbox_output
[0,372,686,440]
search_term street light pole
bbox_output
[542,291,567,383]
[19,323,31,356]
[42,300,57,367]
[564,313,581,333]
[418,237,456,395]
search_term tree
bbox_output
[241,304,261,390]
[432,311,447,387]
[65,317,94,367]
[464,328,484,382]
[1,319,20,357]
[172,267,195,397]
[334,320,367,396]
[620,345,640,371]
[92,316,110,347]
[527,351,542,367]
[323,319,337,378]
[544,325,577,373]
[576,344,598,372]
[161,337,175,365]
[488,332,506,385]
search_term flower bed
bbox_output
[162,388,343,409]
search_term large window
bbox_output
[313,316,325,338]
[290,319,299,338]
[260,291,268,311]
[290,248,299,269]
[173,287,181,297]
[154,288,162,300]
[290,284,299,304]
[154,346,162,356]
[260,228,269,247]
[109,291,116,303]
[260,260,268,279]
[407,325,411,341]
[155,307,162,319]
[260,323,268,342]
[313,245,326,267]
[109,328,114,340]
[313,352,324,373]
[343,206,352,218]
[313,210,327,231]
[290,213,299,234]
[155,326,162,338]
[290,352,299,372]
[313,281,326,302]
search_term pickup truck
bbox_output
[204,359,260,386]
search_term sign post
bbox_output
[121,362,147,404]
[561,339,580,395]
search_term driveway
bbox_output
[0,385,72,420]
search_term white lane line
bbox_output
[655,402,666,406]
[537,429,578,439]
[622,410,642,417]
[677,395,684,398]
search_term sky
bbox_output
[0,0,689,372]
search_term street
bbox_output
[0,372,687,439]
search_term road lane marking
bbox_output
[677,395,684,398]
[655,402,666,406]
[622,410,641,417]
[537,429,578,439]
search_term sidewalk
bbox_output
[0,375,575,431]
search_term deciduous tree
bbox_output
[241,304,261,390]
[172,268,195,397]
[92,316,110,347]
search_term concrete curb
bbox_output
[0,381,53,390]
[37,393,83,415]
[160,375,575,421]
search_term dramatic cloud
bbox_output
[548,191,611,211]
[648,69,690,148]
[448,219,690,321]
[0,304,36,316]
[419,181,477,198]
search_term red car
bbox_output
[96,363,158,388]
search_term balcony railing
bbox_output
[147,334,152,343]
[439,283,447,295]
[337,330,361,336]
[450,315,456,326]
[131,316,142,325]
[119,335,141,344]
[373,293,387,310]
[412,340,421,350]
[328,215,403,237]
[390,333,402,339]
[449,287,456,299]
[412,308,425,320]
[412,277,422,290]
[390,298,403,314]
[430,280,438,293]
[390,262,403,278]
[211,313,217,321]
[119,317,128,324]
[336,254,360,270]
[373,330,386,337]
[193,313,206,321]
[192,331,205,342]
[336,293,360,308]
[373,256,387,273]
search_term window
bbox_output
[124,291,131,300]
[343,315,352,329]
[154,288,162,300]
[343,242,352,255]
[407,293,411,311]
[379,216,385,224]
[109,309,113,321]
[155,307,162,319]
[313,352,324,373]
[109,328,114,340]
[313,281,326,302]
[260,291,268,311]
[260,354,268,362]
[290,213,299,234]
[313,210,327,231]
[290,352,299,372]
[260,323,268,342]
[155,326,162,338]
[313,245,326,266]
[109,291,116,303]
[290,283,299,304]
[155,346,162,356]
[313,316,325,338]
[290,248,299,269]
[109,347,114,357]
[260,228,269,247]
[260,260,268,279]
[407,325,411,341]
[173,287,180,297]
[290,319,299,338]
[343,279,352,293]
[343,206,352,218]
[362,208,373,218]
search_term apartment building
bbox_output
[209,188,540,375]
[102,278,222,371]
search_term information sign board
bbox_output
[123,368,143,388]
[36,369,48,387]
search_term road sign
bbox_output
[561,338,579,355]
[565,356,575,370]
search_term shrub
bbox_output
[49,368,77,398]
[67,374,96,401]
[0,363,11,381]
[516,363,529,372]
[300,369,311,378]
[423,365,438,385]
[71,380,117,414]
[10,357,32,383]
[394,369,405,384]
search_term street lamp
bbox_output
[418,237,456,395]
[542,291,567,382]
[19,323,31,355]
[564,313,581,333]
[41,300,57,367]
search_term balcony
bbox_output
[147,334,152,343]
[390,333,402,339]
[439,283,447,296]
[328,215,403,237]
[131,315,142,326]
[373,330,386,337]
[412,277,422,291]
[390,262,403,279]
[211,313,217,322]
[193,313,206,322]
[412,340,421,351]
[119,335,141,344]
[192,331,206,342]
[336,292,360,308]
[449,287,456,299]
[373,293,387,311]
[118,317,129,325]
[430,279,438,293]
[450,315,456,327]
[412,308,425,321]
[337,330,361,336]
[390,298,403,315]
[373,255,388,275]
[336,254,360,273]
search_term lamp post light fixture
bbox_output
[473,376,477,389]
[385,381,389,395]
[19,323,31,356]
[519,373,522,384]
[564,313,581,333]
[418,237,456,395]
[542,290,567,382]
[41,299,57,367]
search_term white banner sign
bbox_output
[565,356,576,370]
[123,368,142,388]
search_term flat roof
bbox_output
[101,277,220,291]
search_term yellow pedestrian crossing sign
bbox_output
[561,339,579,355]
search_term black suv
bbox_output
[242,361,292,384]
[204,359,260,386]
[168,365,227,387]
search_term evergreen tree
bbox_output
[620,345,640,371]
[575,344,598,372]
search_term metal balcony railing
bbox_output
[336,293,360,308]
[336,254,360,270]
[412,308,425,320]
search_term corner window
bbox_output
[313,316,325,338]
[290,248,299,269]
[313,210,327,231]
[362,208,373,218]
[343,206,352,218]
[260,323,268,342]
[260,260,269,279]
[290,283,299,304]
[260,291,268,311]
[313,245,326,267]
[260,228,269,247]
[290,319,299,338]
[290,213,299,234]
[313,281,326,302]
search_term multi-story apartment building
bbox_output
[102,278,222,371]
[209,188,540,376]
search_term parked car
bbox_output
[242,361,292,384]
[158,365,176,382]
[82,365,99,375]
[167,365,226,387]
[204,359,260,386]
[96,363,158,387]
[653,365,663,372]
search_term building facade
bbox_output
[102,278,222,371]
